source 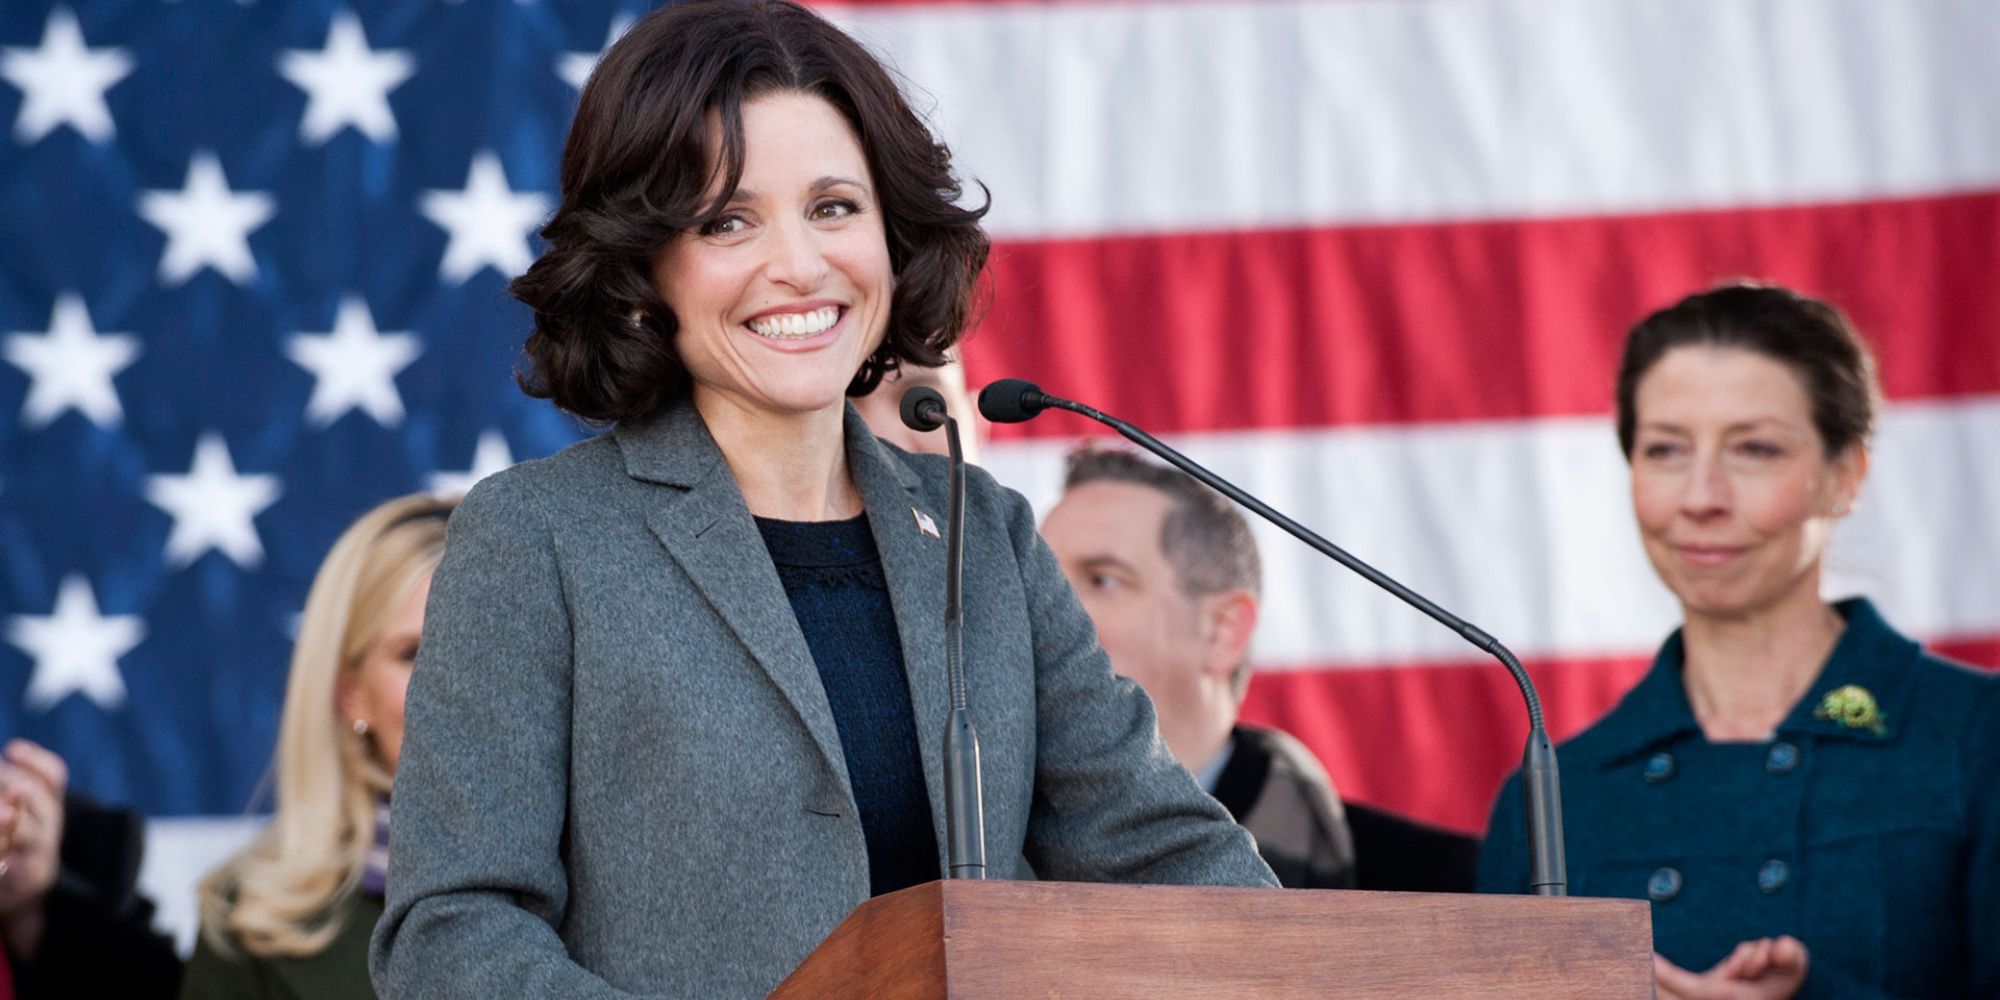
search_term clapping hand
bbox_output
[0,739,69,958]
[1654,935,1809,1000]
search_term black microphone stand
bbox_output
[982,380,1566,895]
[899,387,987,879]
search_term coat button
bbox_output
[1758,859,1790,894]
[1766,742,1801,775]
[1647,867,1683,901]
[1643,752,1676,783]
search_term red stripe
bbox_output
[1240,656,1649,835]
[1239,636,2000,836]
[964,191,2000,439]
[1932,635,2000,670]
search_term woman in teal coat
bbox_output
[179,494,454,1000]
[1480,284,1999,999]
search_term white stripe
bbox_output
[830,0,2000,239]
[140,816,264,955]
[981,396,2000,669]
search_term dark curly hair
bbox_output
[1616,282,1881,459]
[510,0,990,423]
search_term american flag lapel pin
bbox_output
[912,507,941,539]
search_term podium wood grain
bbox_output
[768,880,1651,998]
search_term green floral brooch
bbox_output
[1814,684,1887,735]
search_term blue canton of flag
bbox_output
[0,1,647,818]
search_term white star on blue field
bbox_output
[0,1,643,814]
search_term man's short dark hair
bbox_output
[1063,447,1262,696]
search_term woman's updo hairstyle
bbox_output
[511,0,990,423]
[1615,282,1882,459]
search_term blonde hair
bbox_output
[197,493,456,958]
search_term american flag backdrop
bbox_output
[2,0,1997,948]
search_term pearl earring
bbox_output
[352,718,370,736]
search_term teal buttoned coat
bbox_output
[1480,598,2000,999]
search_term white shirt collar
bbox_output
[1194,738,1236,794]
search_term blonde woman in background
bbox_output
[180,494,454,1000]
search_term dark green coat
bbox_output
[1480,599,2000,999]
[178,893,382,1000]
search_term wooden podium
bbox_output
[769,880,1651,998]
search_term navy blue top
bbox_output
[1480,599,2000,998]
[756,514,941,897]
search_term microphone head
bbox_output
[899,385,948,432]
[977,378,1048,424]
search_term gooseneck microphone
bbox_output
[898,386,987,879]
[979,378,1568,896]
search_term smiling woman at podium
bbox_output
[366,3,1274,998]
[1480,284,2000,999]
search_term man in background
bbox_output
[1041,448,1478,891]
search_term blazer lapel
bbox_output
[618,404,852,801]
[844,409,953,853]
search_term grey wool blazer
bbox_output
[369,399,1276,1000]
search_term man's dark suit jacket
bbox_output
[1213,724,1479,892]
